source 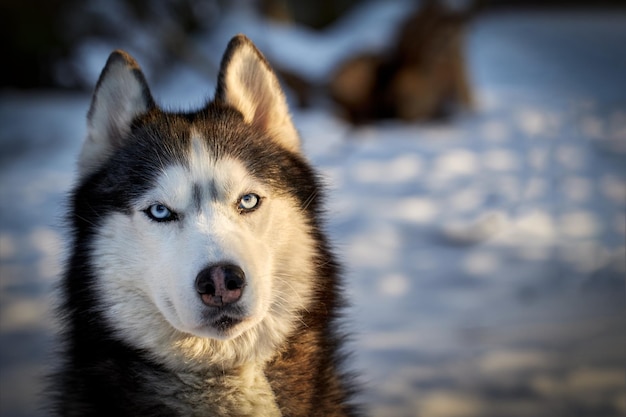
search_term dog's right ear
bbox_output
[79,50,155,177]
[215,35,300,153]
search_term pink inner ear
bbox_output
[248,80,279,131]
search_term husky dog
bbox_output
[52,35,359,416]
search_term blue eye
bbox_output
[238,193,260,212]
[144,204,177,222]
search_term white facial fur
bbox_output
[91,134,317,371]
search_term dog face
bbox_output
[73,36,322,370]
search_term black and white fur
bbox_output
[52,35,359,416]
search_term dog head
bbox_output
[72,35,323,370]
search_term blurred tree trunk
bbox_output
[259,0,362,29]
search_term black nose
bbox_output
[195,264,246,307]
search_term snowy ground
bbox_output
[1,4,625,417]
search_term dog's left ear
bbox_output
[215,34,300,153]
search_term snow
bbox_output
[1,3,625,417]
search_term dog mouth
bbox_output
[195,305,249,337]
[212,315,242,331]
[204,305,246,332]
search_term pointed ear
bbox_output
[215,34,300,153]
[79,50,155,176]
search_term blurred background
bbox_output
[1,0,625,416]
